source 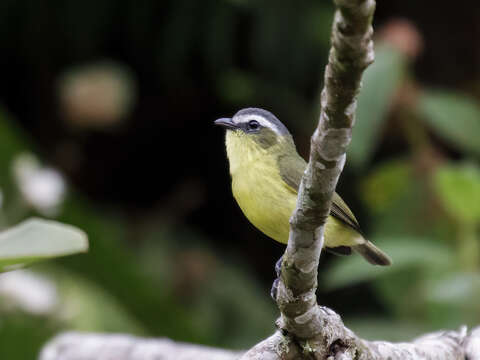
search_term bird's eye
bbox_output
[248,120,260,130]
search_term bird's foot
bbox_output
[271,256,284,301]
[270,278,280,300]
[275,255,283,277]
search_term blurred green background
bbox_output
[0,0,480,358]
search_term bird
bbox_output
[215,107,392,266]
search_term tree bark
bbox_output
[241,327,480,360]
[39,328,480,360]
[39,332,242,360]
[274,0,376,346]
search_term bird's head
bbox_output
[215,107,292,148]
[215,108,294,172]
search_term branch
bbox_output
[39,328,480,360]
[275,0,375,343]
[39,332,242,360]
[240,326,480,360]
[465,327,480,359]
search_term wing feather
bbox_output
[278,153,362,234]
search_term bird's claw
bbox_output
[270,278,280,300]
[271,255,284,300]
[275,255,283,277]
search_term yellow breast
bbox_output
[232,156,296,244]
[226,130,295,243]
[225,130,362,247]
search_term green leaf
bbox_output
[348,45,406,170]
[360,158,411,213]
[0,218,88,272]
[418,90,480,157]
[323,237,454,290]
[433,163,480,224]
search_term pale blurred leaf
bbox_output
[419,90,480,157]
[433,163,480,224]
[348,45,406,170]
[323,237,454,290]
[424,271,480,328]
[427,272,480,303]
[0,218,88,272]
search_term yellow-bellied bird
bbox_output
[215,108,391,266]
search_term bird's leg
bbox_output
[270,255,284,300]
[275,255,283,277]
[270,278,280,300]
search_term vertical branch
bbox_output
[276,0,376,339]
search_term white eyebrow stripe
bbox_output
[234,114,280,134]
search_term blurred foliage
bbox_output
[359,159,411,214]
[348,45,407,170]
[419,91,480,157]
[434,163,480,225]
[325,237,455,291]
[0,1,479,358]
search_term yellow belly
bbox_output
[231,161,363,248]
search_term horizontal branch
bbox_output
[241,323,480,360]
[40,326,480,360]
[39,332,242,360]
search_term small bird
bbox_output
[215,108,391,266]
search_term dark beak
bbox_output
[214,118,237,130]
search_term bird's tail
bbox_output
[353,241,392,266]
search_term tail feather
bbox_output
[353,241,392,266]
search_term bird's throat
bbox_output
[225,130,289,176]
[225,131,265,175]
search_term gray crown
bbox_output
[233,108,290,136]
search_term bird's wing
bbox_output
[278,153,362,234]
[277,153,306,193]
[330,193,362,234]
[325,246,352,256]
